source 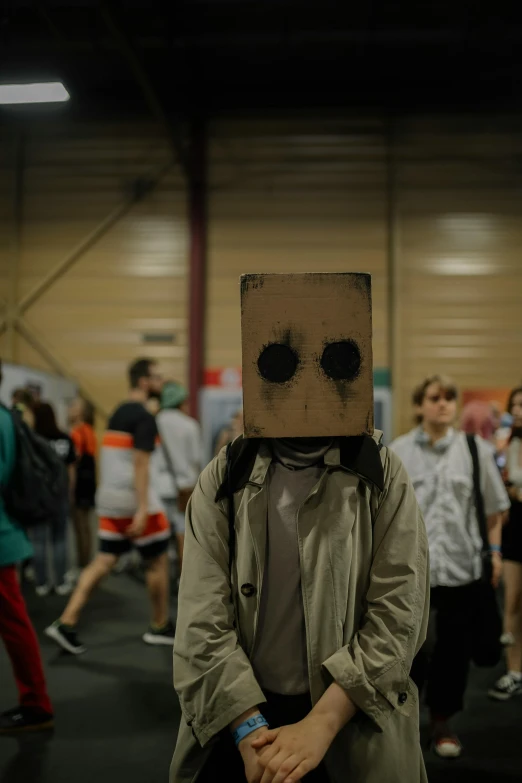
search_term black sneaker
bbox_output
[142,620,176,646]
[45,621,86,655]
[0,706,54,734]
[488,673,522,701]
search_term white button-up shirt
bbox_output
[390,427,510,588]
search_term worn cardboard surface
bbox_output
[241,272,374,438]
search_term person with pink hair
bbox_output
[460,400,497,444]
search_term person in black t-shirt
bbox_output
[32,402,76,597]
[46,359,176,655]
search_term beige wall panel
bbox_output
[396,119,522,435]
[5,114,521,438]
[5,122,188,418]
[0,134,20,361]
[207,119,389,372]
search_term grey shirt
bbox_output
[153,409,203,499]
[251,439,330,696]
[390,427,509,587]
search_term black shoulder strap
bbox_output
[339,434,385,492]
[225,442,236,574]
[215,436,262,575]
[215,436,261,502]
[466,433,489,552]
[160,439,177,485]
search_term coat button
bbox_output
[241,583,257,597]
[398,692,408,705]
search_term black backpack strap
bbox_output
[466,433,489,552]
[215,437,262,501]
[160,438,177,487]
[339,434,385,492]
[215,436,262,575]
[225,442,236,575]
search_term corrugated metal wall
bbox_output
[1,115,521,432]
[207,116,522,435]
[0,122,187,418]
[397,117,522,433]
[207,118,389,371]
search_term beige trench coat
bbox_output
[171,433,430,783]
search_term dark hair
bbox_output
[412,374,458,424]
[34,402,63,440]
[12,388,36,410]
[80,398,95,427]
[507,386,522,414]
[128,358,155,389]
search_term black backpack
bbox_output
[215,434,385,575]
[1,405,67,528]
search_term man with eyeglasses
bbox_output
[46,358,175,654]
[390,375,509,760]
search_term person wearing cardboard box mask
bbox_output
[171,273,430,783]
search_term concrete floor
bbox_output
[1,574,521,783]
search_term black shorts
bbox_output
[98,514,170,561]
[502,502,522,564]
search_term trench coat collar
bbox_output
[247,431,385,493]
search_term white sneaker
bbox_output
[35,585,51,597]
[433,734,462,759]
[55,583,73,597]
[142,620,176,646]
[113,552,134,573]
[65,568,81,585]
[500,632,515,646]
[488,673,522,701]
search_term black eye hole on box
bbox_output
[257,343,300,384]
[320,340,361,382]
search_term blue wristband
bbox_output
[490,545,502,553]
[233,715,269,747]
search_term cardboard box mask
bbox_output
[241,272,374,438]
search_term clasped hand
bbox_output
[240,715,332,783]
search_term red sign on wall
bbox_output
[204,367,242,388]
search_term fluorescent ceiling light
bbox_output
[0,82,69,105]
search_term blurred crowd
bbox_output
[0,357,521,769]
[0,357,204,730]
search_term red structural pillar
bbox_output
[188,119,207,419]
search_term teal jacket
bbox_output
[0,406,32,567]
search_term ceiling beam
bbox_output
[15,317,109,420]
[13,28,522,52]
[17,160,173,316]
[101,4,189,180]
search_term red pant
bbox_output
[0,565,53,713]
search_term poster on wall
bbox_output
[0,362,78,429]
